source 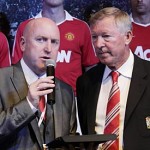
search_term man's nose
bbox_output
[94,36,105,48]
[44,41,52,53]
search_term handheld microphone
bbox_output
[46,59,56,105]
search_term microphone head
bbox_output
[46,59,55,105]
[46,59,56,67]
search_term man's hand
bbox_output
[27,76,55,108]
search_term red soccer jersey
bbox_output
[130,22,150,61]
[56,18,99,94]
[0,32,11,67]
[12,12,99,94]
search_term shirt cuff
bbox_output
[26,97,38,113]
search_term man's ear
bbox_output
[125,30,133,45]
[20,36,26,52]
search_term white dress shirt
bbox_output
[95,51,134,149]
[21,59,46,126]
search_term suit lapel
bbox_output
[11,63,44,148]
[86,64,105,133]
[124,56,147,128]
[53,79,63,138]
[30,119,44,147]
[45,81,61,144]
[11,63,28,101]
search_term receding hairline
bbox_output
[23,18,58,37]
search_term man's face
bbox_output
[90,17,131,70]
[21,19,60,75]
[43,0,64,7]
[131,0,150,14]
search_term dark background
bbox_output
[0,0,130,49]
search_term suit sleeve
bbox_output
[0,98,36,144]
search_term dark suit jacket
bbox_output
[0,62,76,150]
[77,55,150,150]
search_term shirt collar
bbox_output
[21,59,46,85]
[103,50,134,80]
[35,10,73,25]
[130,14,150,27]
[118,50,134,78]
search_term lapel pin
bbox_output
[43,144,48,150]
[146,116,150,129]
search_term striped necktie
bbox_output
[103,71,120,150]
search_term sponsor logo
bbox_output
[134,46,150,61]
[57,50,72,63]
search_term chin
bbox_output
[37,63,46,71]
[100,58,111,65]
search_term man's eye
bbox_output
[102,34,111,40]
[36,38,43,42]
[92,35,97,41]
[51,39,59,45]
[36,38,47,42]
[102,35,112,41]
[102,35,111,39]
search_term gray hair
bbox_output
[89,7,132,34]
